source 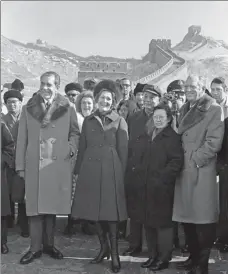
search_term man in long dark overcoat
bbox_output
[123,84,161,257]
[1,121,15,254]
[16,71,80,264]
[3,89,29,237]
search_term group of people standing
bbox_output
[1,72,228,274]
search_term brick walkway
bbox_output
[1,218,228,274]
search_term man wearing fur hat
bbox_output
[16,71,80,265]
[133,83,146,110]
[173,75,224,274]
[123,84,161,262]
[3,89,29,237]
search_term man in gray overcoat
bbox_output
[173,75,225,274]
[16,71,80,264]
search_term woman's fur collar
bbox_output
[178,94,215,134]
[26,93,70,127]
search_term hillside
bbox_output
[1,36,140,92]
[1,25,228,95]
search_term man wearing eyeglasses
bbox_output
[65,82,83,105]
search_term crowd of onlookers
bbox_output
[1,73,228,274]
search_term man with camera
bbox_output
[162,80,186,132]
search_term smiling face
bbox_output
[97,90,113,113]
[135,92,144,107]
[81,96,94,117]
[143,91,160,111]
[39,75,58,101]
[211,83,227,104]
[6,97,21,114]
[184,76,204,104]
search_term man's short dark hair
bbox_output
[211,77,227,90]
[40,71,60,88]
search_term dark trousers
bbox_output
[183,223,216,265]
[217,223,228,244]
[128,219,143,248]
[145,226,173,262]
[29,215,56,252]
[1,217,8,245]
[18,202,29,233]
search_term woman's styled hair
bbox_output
[94,80,122,109]
[75,90,95,114]
[153,103,173,124]
[145,103,173,135]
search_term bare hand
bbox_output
[18,171,25,179]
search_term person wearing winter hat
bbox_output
[11,79,24,92]
[11,79,25,99]
[123,84,161,264]
[2,89,29,237]
[83,78,99,92]
[133,83,146,110]
[65,82,83,104]
[71,79,128,273]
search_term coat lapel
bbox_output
[27,93,70,127]
[178,94,215,134]
[90,110,119,130]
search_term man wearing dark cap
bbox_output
[134,83,146,110]
[3,90,29,236]
[65,82,83,105]
[123,84,161,265]
[163,80,186,131]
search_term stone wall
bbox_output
[79,61,128,73]
[78,71,127,84]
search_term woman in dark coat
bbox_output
[71,80,128,273]
[217,116,228,252]
[133,104,184,271]
[1,121,15,254]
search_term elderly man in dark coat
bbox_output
[123,84,161,258]
[3,89,29,237]
[1,121,15,254]
[173,75,224,274]
[16,71,80,265]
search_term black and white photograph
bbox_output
[1,1,228,273]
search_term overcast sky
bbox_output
[1,1,228,58]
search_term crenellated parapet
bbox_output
[149,39,171,51]
[79,61,128,73]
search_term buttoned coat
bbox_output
[1,121,15,216]
[16,93,80,216]
[127,125,184,227]
[172,94,225,224]
[71,110,128,221]
[3,111,23,198]
[125,109,152,220]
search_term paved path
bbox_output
[1,218,228,274]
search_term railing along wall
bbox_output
[132,45,174,87]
